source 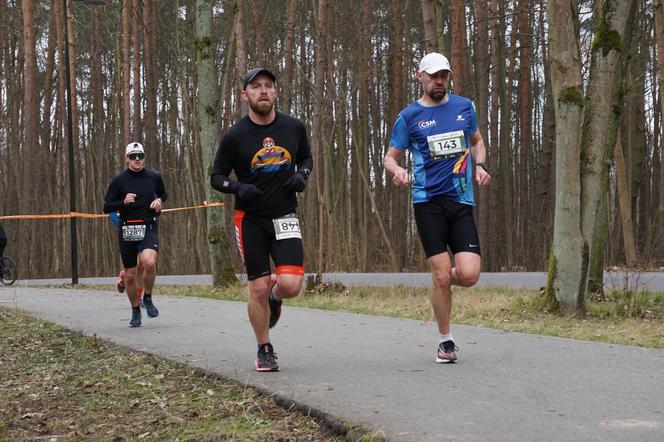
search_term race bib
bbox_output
[122,224,146,242]
[273,214,301,240]
[427,130,466,159]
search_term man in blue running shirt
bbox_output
[384,53,491,364]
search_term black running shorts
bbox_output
[234,210,304,281]
[118,224,159,268]
[413,196,480,258]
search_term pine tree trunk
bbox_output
[131,0,141,140]
[517,0,531,265]
[614,135,638,265]
[121,0,131,149]
[142,0,159,167]
[421,0,438,52]
[655,0,664,251]
[450,0,469,96]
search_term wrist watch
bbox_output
[299,168,311,179]
[476,163,489,173]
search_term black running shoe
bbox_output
[143,296,159,318]
[268,284,282,328]
[436,340,459,363]
[255,343,280,372]
[129,308,142,328]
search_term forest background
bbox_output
[1,0,662,281]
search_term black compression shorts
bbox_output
[118,224,159,268]
[413,196,480,258]
[234,210,304,281]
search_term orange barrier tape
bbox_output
[0,201,224,220]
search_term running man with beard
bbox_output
[210,68,313,372]
[384,53,491,364]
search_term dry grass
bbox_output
[148,282,664,349]
[0,308,359,441]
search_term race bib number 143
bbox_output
[427,130,466,159]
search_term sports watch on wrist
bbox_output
[299,168,311,179]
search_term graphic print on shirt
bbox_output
[250,137,292,174]
[452,151,469,195]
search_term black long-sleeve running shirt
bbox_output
[103,168,167,224]
[210,111,313,218]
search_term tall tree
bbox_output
[655,0,664,249]
[544,0,585,315]
[21,0,39,272]
[282,0,296,114]
[581,0,635,294]
[131,0,141,140]
[421,0,439,52]
[233,0,246,115]
[195,0,236,286]
[311,0,331,277]
[142,0,159,166]
[121,0,131,149]
[474,0,493,267]
[450,0,470,95]
[516,0,532,259]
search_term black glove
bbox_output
[231,182,263,201]
[283,170,308,192]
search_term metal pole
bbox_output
[63,0,78,285]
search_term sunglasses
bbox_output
[128,153,145,160]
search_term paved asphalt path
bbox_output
[1,287,663,441]
[16,271,664,291]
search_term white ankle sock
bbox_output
[439,333,454,344]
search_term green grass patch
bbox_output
[0,308,358,441]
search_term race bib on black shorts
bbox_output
[122,224,146,242]
[272,214,301,240]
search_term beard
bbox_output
[425,87,447,102]
[248,97,275,116]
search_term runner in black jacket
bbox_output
[210,67,313,372]
[104,142,167,328]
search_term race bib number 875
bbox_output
[273,214,301,240]
[427,130,466,159]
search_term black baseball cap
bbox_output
[242,68,276,90]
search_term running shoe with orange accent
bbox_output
[255,343,279,372]
[436,340,459,363]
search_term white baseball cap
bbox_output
[419,52,452,74]
[125,142,144,156]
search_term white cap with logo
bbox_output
[125,142,144,156]
[418,53,452,74]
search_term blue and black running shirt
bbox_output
[389,93,478,205]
